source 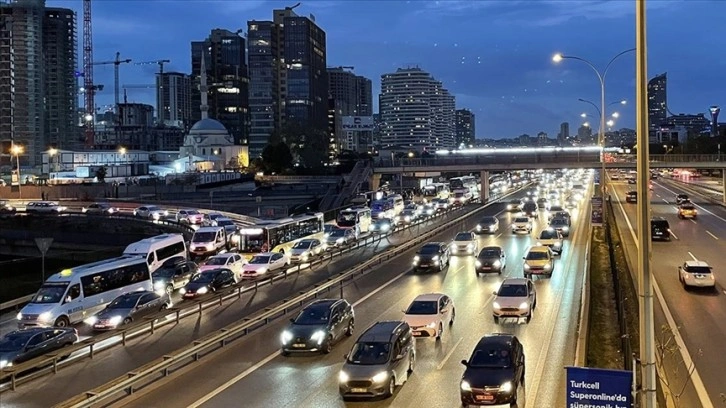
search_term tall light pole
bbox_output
[636,1,656,406]
[11,144,23,198]
[553,49,635,199]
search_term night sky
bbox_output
[48,0,726,139]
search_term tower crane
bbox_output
[122,84,155,104]
[82,0,95,147]
[133,59,171,117]
[93,52,132,114]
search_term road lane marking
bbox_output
[662,198,669,204]
[613,191,715,408]
[688,252,698,261]
[669,230,679,240]
[658,182,726,224]
[689,218,697,224]
[495,233,503,239]
[436,336,463,370]
[706,230,719,240]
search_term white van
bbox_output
[189,226,229,257]
[387,194,405,217]
[17,256,152,328]
[123,234,187,273]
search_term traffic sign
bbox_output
[591,196,603,226]
[566,366,632,408]
[35,237,53,255]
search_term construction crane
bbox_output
[82,0,94,147]
[93,52,132,115]
[133,59,170,116]
[122,84,155,104]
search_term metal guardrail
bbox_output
[0,192,498,392]
[53,185,525,408]
[0,295,34,314]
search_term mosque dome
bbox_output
[190,118,227,132]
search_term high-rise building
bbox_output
[558,122,569,145]
[455,109,475,147]
[379,67,456,151]
[191,29,249,145]
[157,72,192,129]
[577,124,593,142]
[0,12,13,165]
[247,7,328,159]
[327,66,373,153]
[537,131,548,145]
[648,73,667,129]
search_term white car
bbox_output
[176,209,204,224]
[492,278,537,324]
[678,261,716,289]
[134,205,168,220]
[536,228,564,255]
[289,238,325,263]
[199,253,246,279]
[402,293,455,340]
[25,201,67,213]
[511,217,533,234]
[241,252,288,279]
[450,231,478,255]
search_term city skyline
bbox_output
[47,0,726,139]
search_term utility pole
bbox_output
[635,1,657,407]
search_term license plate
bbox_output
[292,343,306,348]
[412,331,421,336]
[351,388,367,393]
[482,266,491,270]
[475,394,494,401]
[419,264,429,267]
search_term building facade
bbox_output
[558,122,569,145]
[157,72,192,129]
[648,73,667,129]
[455,109,475,147]
[191,29,249,146]
[379,67,456,152]
[327,67,373,153]
[0,12,13,166]
[246,20,274,159]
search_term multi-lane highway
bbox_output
[0,201,501,407]
[611,176,725,407]
[67,191,590,408]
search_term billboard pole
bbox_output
[635,1,657,407]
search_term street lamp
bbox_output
[48,148,58,174]
[611,112,620,119]
[580,113,587,118]
[554,48,635,199]
[11,144,23,197]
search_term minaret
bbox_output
[200,55,209,120]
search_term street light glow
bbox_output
[620,100,627,105]
[48,148,58,156]
[606,119,615,127]
[612,112,620,118]
[84,114,93,122]
[580,113,587,118]
[118,147,127,155]
[583,122,590,127]
[11,145,23,155]
[552,53,563,63]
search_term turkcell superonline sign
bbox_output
[566,366,633,408]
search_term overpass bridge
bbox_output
[370,147,726,201]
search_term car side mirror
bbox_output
[522,256,526,260]
[492,291,497,296]
[460,359,469,367]
[65,296,72,303]
[290,318,295,323]
[343,354,348,360]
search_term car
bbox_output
[492,278,537,324]
[0,200,17,214]
[152,256,198,295]
[85,291,170,330]
[506,199,523,212]
[677,203,697,219]
[675,194,689,205]
[175,209,204,224]
[523,245,555,279]
[432,198,450,211]
[611,173,620,180]
[475,246,506,275]
[199,253,246,278]
[536,197,548,208]
[280,299,355,355]
[396,208,418,224]
[202,213,225,226]
[289,238,325,263]
[521,201,539,218]
[627,177,636,184]
[460,334,525,407]
[450,231,478,255]
[402,293,455,340]
[412,242,450,272]
[181,268,237,298]
[339,320,415,399]
[25,201,67,213]
[511,217,533,234]
[678,261,715,290]
[475,216,499,234]
[536,228,564,254]
[325,227,356,248]
[370,218,397,234]
[82,202,119,215]
[549,217,570,237]
[625,191,637,203]
[549,210,571,225]
[651,218,671,241]
[215,218,239,236]
[133,205,168,220]
[564,197,578,209]
[241,252,289,279]
[421,203,436,216]
[323,224,337,238]
[0,327,78,369]
[547,204,564,214]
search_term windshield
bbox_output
[293,240,313,249]
[32,283,69,304]
[185,210,200,215]
[154,268,176,279]
[191,272,217,283]
[205,257,230,266]
[418,245,440,255]
[405,300,438,315]
[337,212,356,227]
[0,331,34,352]
[514,217,529,223]
[192,232,216,242]
[551,219,567,226]
[526,251,549,261]
[479,249,501,258]
[455,192,465,198]
[498,284,528,297]
[470,347,513,368]
[347,342,391,365]
[371,202,388,211]
[217,220,234,226]
[686,266,711,274]
[681,205,695,210]
[329,229,346,237]
[455,233,472,241]
[550,206,563,212]
[293,306,330,325]
[148,206,162,212]
[249,255,271,264]
[107,295,140,309]
[539,230,558,239]
[480,217,496,224]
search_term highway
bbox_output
[90,191,590,408]
[0,202,497,407]
[610,177,725,407]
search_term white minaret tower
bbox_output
[200,55,209,120]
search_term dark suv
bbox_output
[651,218,671,241]
[281,299,354,355]
[522,202,539,218]
[460,334,525,407]
[625,191,637,203]
[412,242,450,272]
[152,256,198,295]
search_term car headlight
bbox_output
[381,224,390,232]
[432,255,439,261]
[206,244,214,250]
[281,330,293,344]
[426,322,436,328]
[154,281,165,289]
[152,213,160,220]
[493,260,501,268]
[507,204,512,210]
[536,241,542,246]
[108,315,123,326]
[563,226,570,232]
[16,312,22,321]
[371,371,389,383]
[476,224,482,230]
[197,287,208,295]
[493,301,501,309]
[544,263,552,270]
[519,302,530,309]
[336,237,344,244]
[475,260,482,267]
[413,255,420,262]
[258,268,268,274]
[467,243,474,249]
[461,380,472,391]
[310,330,326,344]
[500,381,513,393]
[404,216,411,222]
[231,235,240,243]
[524,264,531,270]
[554,241,562,247]
[84,316,98,325]
[38,312,52,322]
[338,371,349,383]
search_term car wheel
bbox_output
[122,317,132,325]
[385,376,395,397]
[54,316,70,327]
[322,335,333,354]
[346,319,355,337]
[281,349,290,357]
[408,354,415,374]
[494,316,500,324]
[166,285,174,296]
[436,323,443,340]
[526,311,532,323]
[450,308,456,325]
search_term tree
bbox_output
[261,142,293,174]
[95,166,107,183]
[280,120,329,169]
[655,323,704,407]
